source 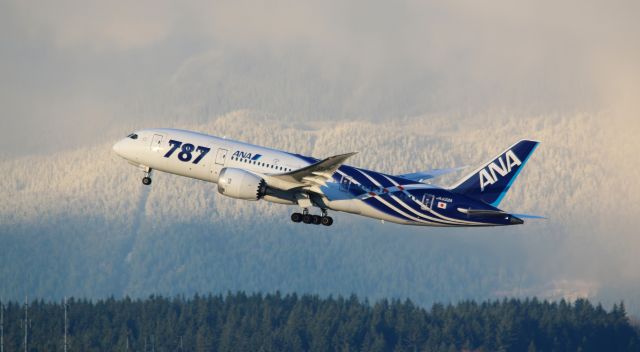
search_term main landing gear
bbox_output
[291,208,333,226]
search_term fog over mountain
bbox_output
[1,1,639,313]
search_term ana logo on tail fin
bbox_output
[450,140,539,207]
[479,150,522,191]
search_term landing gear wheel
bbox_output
[291,213,302,223]
[302,214,313,224]
[321,216,333,226]
[312,215,322,225]
[142,177,152,185]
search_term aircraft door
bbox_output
[211,148,228,182]
[420,194,435,210]
[151,134,163,152]
[215,148,228,165]
[339,175,351,191]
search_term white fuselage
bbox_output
[113,128,522,227]
[114,129,305,184]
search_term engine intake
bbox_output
[217,168,266,201]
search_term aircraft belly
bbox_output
[143,149,168,172]
[326,199,413,225]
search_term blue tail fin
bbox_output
[449,140,540,207]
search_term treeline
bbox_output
[0,293,638,352]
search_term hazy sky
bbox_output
[1,0,639,155]
[1,0,640,312]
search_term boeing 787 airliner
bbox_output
[113,129,541,226]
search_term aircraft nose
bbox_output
[112,140,125,156]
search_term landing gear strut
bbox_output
[302,208,313,224]
[291,208,333,226]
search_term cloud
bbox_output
[2,0,639,157]
[4,0,177,51]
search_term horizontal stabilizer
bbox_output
[457,209,545,226]
[397,166,466,183]
[510,213,547,219]
[457,208,508,218]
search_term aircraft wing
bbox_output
[266,152,358,193]
[397,166,466,183]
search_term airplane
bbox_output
[112,128,542,227]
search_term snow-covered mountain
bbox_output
[2,110,638,312]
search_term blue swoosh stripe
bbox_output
[341,165,374,188]
[379,194,454,226]
[385,174,415,186]
[365,170,395,188]
[378,174,485,226]
[357,168,454,225]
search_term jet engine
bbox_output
[217,168,267,201]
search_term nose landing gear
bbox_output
[141,168,153,186]
[291,208,333,226]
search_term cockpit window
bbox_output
[127,133,138,140]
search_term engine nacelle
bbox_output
[217,168,267,201]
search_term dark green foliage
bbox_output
[0,295,638,351]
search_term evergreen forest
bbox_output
[0,293,638,351]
